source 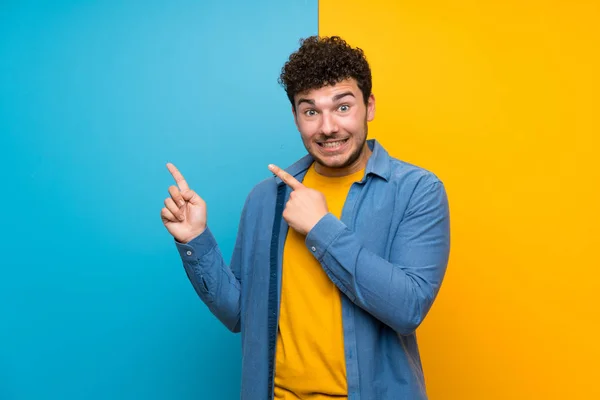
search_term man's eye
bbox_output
[339,104,350,112]
[304,110,317,117]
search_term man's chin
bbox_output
[311,147,364,169]
[312,155,353,170]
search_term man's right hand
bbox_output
[161,163,207,244]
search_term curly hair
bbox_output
[278,36,372,109]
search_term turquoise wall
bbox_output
[0,1,317,398]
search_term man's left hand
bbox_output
[268,164,328,235]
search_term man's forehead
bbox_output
[296,78,359,101]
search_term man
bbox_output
[161,36,450,400]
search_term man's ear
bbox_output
[367,93,376,122]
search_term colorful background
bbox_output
[1,1,598,399]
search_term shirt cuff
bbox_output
[305,213,346,260]
[174,228,217,263]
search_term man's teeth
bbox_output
[321,140,346,148]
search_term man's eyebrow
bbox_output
[333,91,355,101]
[296,98,315,107]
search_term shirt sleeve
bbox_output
[174,207,247,333]
[305,180,450,335]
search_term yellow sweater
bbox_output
[274,164,365,400]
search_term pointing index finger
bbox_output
[268,164,304,190]
[166,163,190,191]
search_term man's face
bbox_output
[293,78,375,177]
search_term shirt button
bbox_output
[186,251,192,256]
[311,246,316,252]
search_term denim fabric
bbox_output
[175,139,450,400]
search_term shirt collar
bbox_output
[274,139,391,185]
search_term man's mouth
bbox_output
[317,138,349,150]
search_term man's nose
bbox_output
[320,112,339,135]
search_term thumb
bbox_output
[182,189,202,205]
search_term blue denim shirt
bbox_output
[175,140,450,400]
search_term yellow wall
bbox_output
[320,1,600,398]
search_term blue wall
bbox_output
[0,1,316,398]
